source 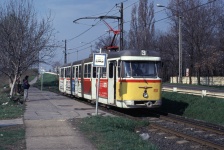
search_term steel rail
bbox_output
[149,123,224,150]
[159,115,224,135]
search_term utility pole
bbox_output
[179,16,182,83]
[119,2,124,50]
[64,39,67,64]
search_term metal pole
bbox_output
[156,4,183,84]
[95,48,102,115]
[179,16,182,83]
[120,2,123,51]
[96,67,100,115]
[76,50,78,61]
[64,39,67,64]
[41,73,43,91]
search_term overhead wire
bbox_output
[61,0,216,61]
[68,0,138,52]
[67,4,117,42]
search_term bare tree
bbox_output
[0,0,56,97]
[155,29,179,82]
[51,61,61,74]
[162,0,223,84]
[128,0,155,50]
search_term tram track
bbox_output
[61,94,224,150]
[145,111,224,150]
[149,123,224,150]
[102,107,224,149]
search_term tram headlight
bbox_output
[143,90,148,98]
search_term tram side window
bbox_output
[84,65,88,78]
[87,64,91,78]
[72,66,75,78]
[78,66,82,78]
[100,67,107,78]
[60,68,64,77]
[65,68,68,78]
[75,66,78,78]
[92,67,96,78]
[109,63,113,78]
[67,67,71,78]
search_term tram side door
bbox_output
[74,66,79,96]
[91,66,97,100]
[108,61,116,105]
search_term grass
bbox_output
[0,75,26,150]
[160,91,224,125]
[0,92,25,120]
[77,116,157,150]
[0,125,26,150]
[34,73,59,92]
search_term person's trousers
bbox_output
[24,89,28,101]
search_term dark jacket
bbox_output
[23,79,30,89]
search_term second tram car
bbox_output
[59,49,162,108]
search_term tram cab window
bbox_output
[123,61,158,78]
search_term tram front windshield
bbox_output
[122,61,159,78]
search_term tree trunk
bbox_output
[9,74,17,98]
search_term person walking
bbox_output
[23,76,30,102]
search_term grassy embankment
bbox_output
[160,91,224,125]
[34,73,59,93]
[0,75,26,150]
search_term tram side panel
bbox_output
[59,68,66,93]
[83,78,91,99]
[59,77,65,93]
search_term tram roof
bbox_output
[61,49,160,67]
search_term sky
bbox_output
[2,0,169,71]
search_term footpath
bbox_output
[1,86,113,150]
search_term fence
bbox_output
[170,76,224,86]
[162,87,224,99]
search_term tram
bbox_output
[59,49,162,108]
